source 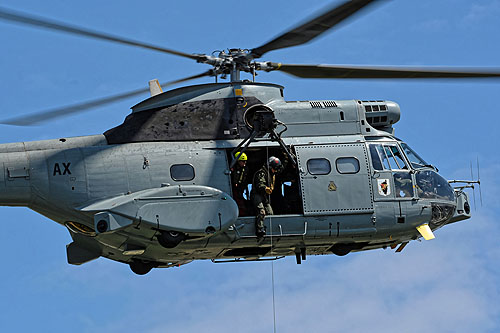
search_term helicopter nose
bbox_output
[0,149,32,206]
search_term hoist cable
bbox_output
[266,147,277,333]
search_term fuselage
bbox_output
[0,82,471,271]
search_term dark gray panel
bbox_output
[296,143,373,215]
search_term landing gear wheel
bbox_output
[157,230,185,248]
[330,244,352,256]
[129,261,154,275]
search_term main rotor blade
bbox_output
[268,63,500,79]
[0,71,212,126]
[0,7,200,60]
[250,0,379,58]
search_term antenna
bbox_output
[477,157,483,206]
[470,162,477,209]
[449,159,483,210]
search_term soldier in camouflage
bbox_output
[251,156,282,238]
[231,152,249,215]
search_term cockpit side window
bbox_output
[369,145,383,170]
[369,143,408,171]
[377,145,391,170]
[385,145,407,170]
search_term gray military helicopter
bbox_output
[0,0,494,275]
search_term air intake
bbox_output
[361,100,400,133]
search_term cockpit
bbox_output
[368,139,457,227]
[400,142,455,201]
[368,140,455,202]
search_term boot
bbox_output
[256,226,266,239]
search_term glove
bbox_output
[265,187,272,194]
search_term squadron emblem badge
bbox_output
[377,179,391,196]
[328,181,337,191]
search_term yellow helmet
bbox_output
[235,152,247,161]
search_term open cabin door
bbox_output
[295,144,374,216]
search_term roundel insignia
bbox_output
[328,181,337,191]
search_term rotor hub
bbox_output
[195,49,256,80]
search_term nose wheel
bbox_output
[295,247,306,264]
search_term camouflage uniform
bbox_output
[251,165,276,236]
[231,163,249,215]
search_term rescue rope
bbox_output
[266,147,277,333]
[271,261,277,333]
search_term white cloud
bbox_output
[20,183,496,333]
[463,1,500,23]
[76,211,500,333]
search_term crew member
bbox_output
[271,155,299,214]
[231,152,249,215]
[251,156,282,238]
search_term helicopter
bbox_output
[0,0,495,275]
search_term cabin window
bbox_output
[170,164,195,181]
[307,158,331,175]
[336,157,360,174]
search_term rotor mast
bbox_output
[230,58,240,82]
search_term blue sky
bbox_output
[0,0,499,332]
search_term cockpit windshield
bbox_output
[415,170,455,201]
[400,143,428,169]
